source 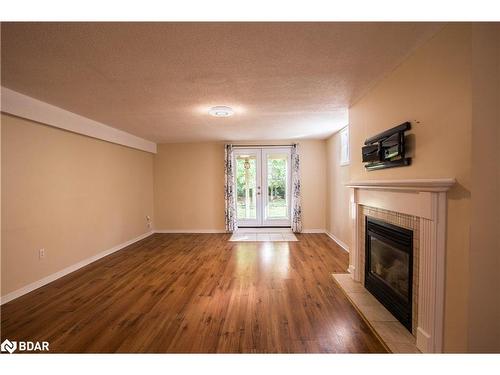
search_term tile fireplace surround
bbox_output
[344,179,455,353]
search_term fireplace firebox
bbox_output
[365,217,413,331]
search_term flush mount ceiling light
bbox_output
[208,106,234,117]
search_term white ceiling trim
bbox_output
[1,87,157,154]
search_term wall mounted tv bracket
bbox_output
[362,122,412,171]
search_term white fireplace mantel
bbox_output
[346,178,456,191]
[345,178,456,353]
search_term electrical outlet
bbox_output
[39,248,45,259]
[146,216,152,228]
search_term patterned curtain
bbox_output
[291,143,302,233]
[224,144,237,232]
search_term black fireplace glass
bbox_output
[369,236,410,300]
[365,217,413,331]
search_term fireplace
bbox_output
[365,217,413,331]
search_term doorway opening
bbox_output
[234,147,291,228]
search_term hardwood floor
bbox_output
[1,233,386,353]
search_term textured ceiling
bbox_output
[1,22,442,143]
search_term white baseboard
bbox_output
[0,231,154,305]
[155,229,331,234]
[301,229,326,233]
[154,229,226,233]
[325,231,350,253]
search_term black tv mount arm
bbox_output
[364,122,411,145]
[362,122,412,171]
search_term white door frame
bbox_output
[233,146,292,228]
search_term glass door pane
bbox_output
[262,149,291,226]
[234,150,261,226]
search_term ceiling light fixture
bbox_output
[209,106,234,117]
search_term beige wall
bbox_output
[153,140,327,231]
[327,24,475,352]
[1,114,154,296]
[154,142,226,231]
[325,130,351,248]
[468,23,500,352]
[298,140,327,230]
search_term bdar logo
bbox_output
[1,339,17,354]
[1,339,49,353]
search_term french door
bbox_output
[234,147,292,227]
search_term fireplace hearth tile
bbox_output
[371,321,415,344]
[332,273,420,354]
[386,341,421,354]
[346,291,380,307]
[360,305,398,322]
[332,273,366,293]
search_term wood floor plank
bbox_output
[1,233,386,353]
